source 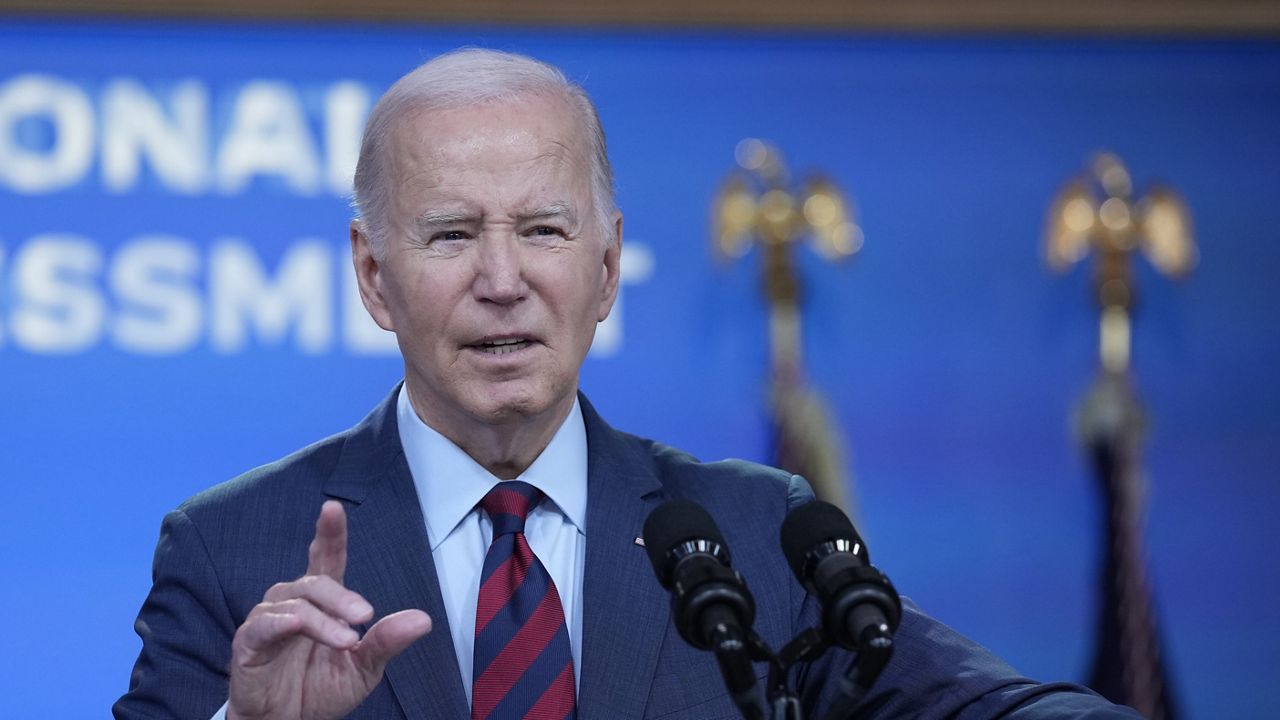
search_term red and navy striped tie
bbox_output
[472,481,577,720]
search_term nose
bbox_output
[472,234,529,305]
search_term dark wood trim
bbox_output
[3,0,1280,36]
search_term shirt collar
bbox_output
[396,384,588,551]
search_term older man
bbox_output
[116,49,1135,720]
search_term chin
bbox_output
[467,385,566,426]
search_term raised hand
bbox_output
[228,500,432,720]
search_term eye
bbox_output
[527,222,573,242]
[432,230,470,243]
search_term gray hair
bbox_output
[352,48,617,257]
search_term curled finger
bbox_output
[238,597,359,655]
[262,574,373,625]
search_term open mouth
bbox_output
[473,338,531,355]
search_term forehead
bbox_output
[387,94,590,191]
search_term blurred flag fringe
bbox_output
[771,374,855,518]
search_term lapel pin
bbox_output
[634,536,645,547]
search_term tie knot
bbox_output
[480,481,544,536]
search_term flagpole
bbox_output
[1046,152,1193,719]
[713,138,862,514]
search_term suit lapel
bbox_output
[324,388,470,720]
[577,396,671,720]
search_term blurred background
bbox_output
[0,1,1277,717]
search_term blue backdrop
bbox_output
[1,19,1277,717]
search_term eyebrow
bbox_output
[414,209,478,228]
[412,203,580,228]
[521,202,578,227]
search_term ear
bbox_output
[351,220,395,332]
[597,212,623,323]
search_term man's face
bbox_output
[354,93,621,436]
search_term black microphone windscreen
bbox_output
[642,499,726,583]
[780,501,864,581]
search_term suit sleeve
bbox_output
[782,475,1139,719]
[824,601,1143,719]
[114,508,237,719]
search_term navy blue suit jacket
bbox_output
[116,388,1136,719]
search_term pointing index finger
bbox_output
[307,500,348,583]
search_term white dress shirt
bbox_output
[396,384,588,705]
[212,386,588,719]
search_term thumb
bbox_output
[355,609,433,676]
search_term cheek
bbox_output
[572,270,605,317]
[385,272,453,335]
[385,282,420,327]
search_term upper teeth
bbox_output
[479,338,528,355]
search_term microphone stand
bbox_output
[728,622,894,720]
[822,624,893,720]
[708,609,770,720]
[766,627,827,720]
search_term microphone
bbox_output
[644,499,766,720]
[780,501,901,657]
